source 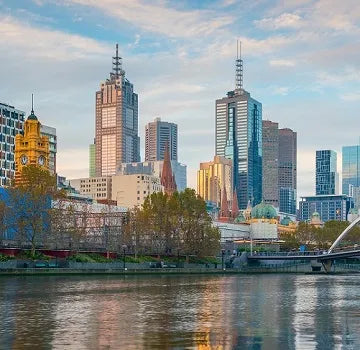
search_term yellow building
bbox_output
[14,105,50,184]
[197,155,232,205]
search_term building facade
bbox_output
[69,176,112,201]
[215,89,262,209]
[89,143,95,177]
[299,195,353,222]
[112,174,163,208]
[40,125,56,175]
[95,44,140,177]
[262,120,279,207]
[197,156,232,206]
[14,107,49,184]
[342,145,360,196]
[145,117,177,161]
[117,160,187,191]
[278,128,297,214]
[0,102,25,186]
[316,150,338,195]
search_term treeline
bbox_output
[280,221,360,250]
[122,189,221,258]
[0,166,220,258]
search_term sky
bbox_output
[1,0,360,199]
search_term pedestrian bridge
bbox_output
[248,215,360,272]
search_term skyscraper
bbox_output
[215,42,262,209]
[0,102,25,186]
[197,156,233,206]
[342,145,360,195]
[89,142,95,177]
[262,120,279,207]
[40,124,57,175]
[95,44,139,177]
[145,117,177,161]
[316,150,338,195]
[278,128,297,214]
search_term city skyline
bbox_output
[1,0,359,199]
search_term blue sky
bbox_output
[1,0,360,198]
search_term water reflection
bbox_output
[0,274,359,349]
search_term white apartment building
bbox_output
[69,176,112,201]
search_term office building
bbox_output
[316,150,338,195]
[299,195,353,222]
[14,104,49,185]
[0,102,25,186]
[145,117,177,161]
[112,174,163,208]
[197,156,232,206]
[40,125,57,175]
[278,128,297,214]
[117,160,187,191]
[342,145,360,195]
[69,176,112,201]
[262,120,279,207]
[95,44,140,177]
[215,46,262,209]
[89,143,95,177]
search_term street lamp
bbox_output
[221,248,225,270]
[122,244,127,270]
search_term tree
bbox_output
[3,165,64,257]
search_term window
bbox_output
[125,108,134,129]
[101,107,116,128]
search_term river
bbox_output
[0,274,359,349]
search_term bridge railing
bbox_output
[250,251,327,257]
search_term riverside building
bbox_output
[95,44,140,177]
[316,150,338,195]
[342,145,360,196]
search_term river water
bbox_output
[0,274,359,349]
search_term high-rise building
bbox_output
[95,44,140,177]
[0,102,25,186]
[342,145,360,195]
[116,160,187,192]
[14,103,49,184]
[278,128,297,214]
[262,120,279,207]
[89,143,95,177]
[215,44,262,209]
[145,117,177,161]
[316,150,338,195]
[40,125,56,175]
[197,156,233,206]
[299,195,353,222]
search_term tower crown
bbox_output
[27,94,38,120]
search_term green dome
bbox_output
[251,202,277,219]
[312,211,320,218]
[234,212,246,223]
[280,216,292,226]
[27,110,38,121]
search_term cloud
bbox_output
[341,92,360,101]
[254,13,302,30]
[269,59,296,67]
[62,0,234,38]
[272,86,289,95]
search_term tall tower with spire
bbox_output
[94,44,140,177]
[14,95,50,184]
[215,41,263,209]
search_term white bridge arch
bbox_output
[327,215,360,254]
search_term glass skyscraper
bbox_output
[316,150,338,195]
[216,89,262,209]
[342,145,360,195]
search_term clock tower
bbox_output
[14,99,50,185]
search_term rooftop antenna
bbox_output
[235,39,243,90]
[112,43,124,79]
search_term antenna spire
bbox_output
[235,39,243,90]
[111,43,124,79]
[31,93,34,114]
